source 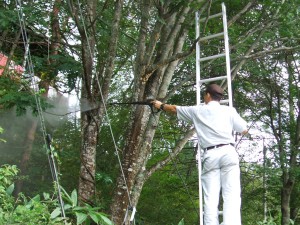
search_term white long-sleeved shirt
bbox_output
[177,101,247,148]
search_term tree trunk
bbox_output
[281,180,293,225]
[14,119,38,196]
[78,110,99,203]
[78,35,98,203]
[282,53,300,225]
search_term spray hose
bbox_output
[109,99,160,114]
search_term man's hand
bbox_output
[152,100,164,110]
[151,100,177,114]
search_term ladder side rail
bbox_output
[195,11,204,225]
[222,3,233,107]
[196,11,201,106]
[197,145,203,225]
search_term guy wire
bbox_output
[15,0,66,219]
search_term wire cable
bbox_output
[15,0,66,219]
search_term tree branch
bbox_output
[143,38,197,81]
[228,0,257,27]
[233,45,300,62]
[145,127,195,180]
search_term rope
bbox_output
[73,0,133,221]
[15,0,66,219]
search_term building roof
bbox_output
[0,53,24,76]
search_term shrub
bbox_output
[0,164,114,225]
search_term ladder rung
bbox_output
[199,12,222,22]
[199,76,227,84]
[199,53,225,62]
[200,32,224,42]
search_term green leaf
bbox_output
[89,211,100,224]
[64,204,72,210]
[43,192,50,200]
[71,189,77,207]
[178,218,184,225]
[60,186,72,203]
[76,212,87,225]
[50,207,62,219]
[6,183,14,195]
[99,214,114,225]
[31,194,41,202]
[73,206,87,211]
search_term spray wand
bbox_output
[109,98,160,114]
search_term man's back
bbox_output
[177,101,247,148]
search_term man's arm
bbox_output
[152,100,177,114]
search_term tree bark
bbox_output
[281,182,293,225]
[76,0,98,202]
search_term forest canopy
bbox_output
[0,0,299,225]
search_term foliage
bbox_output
[0,164,18,210]
[0,164,65,224]
[138,147,198,224]
[257,214,294,225]
[0,76,50,116]
[50,187,114,225]
[1,0,300,224]
[0,164,114,225]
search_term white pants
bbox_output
[201,145,241,225]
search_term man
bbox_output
[152,83,248,225]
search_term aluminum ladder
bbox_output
[195,3,232,225]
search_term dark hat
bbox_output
[205,83,224,101]
[206,83,224,96]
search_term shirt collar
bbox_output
[207,101,220,106]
